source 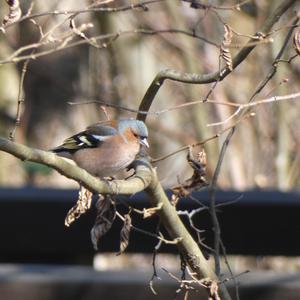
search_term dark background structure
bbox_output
[1,0,300,299]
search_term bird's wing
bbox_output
[52,123,118,153]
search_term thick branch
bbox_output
[137,0,297,121]
[0,136,230,298]
[146,170,231,299]
[0,137,152,194]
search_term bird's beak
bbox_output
[140,137,149,148]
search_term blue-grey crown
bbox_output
[118,119,148,138]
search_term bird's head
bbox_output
[119,119,149,148]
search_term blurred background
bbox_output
[1,0,300,190]
[1,0,300,299]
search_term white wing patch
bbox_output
[91,135,111,141]
[78,136,93,146]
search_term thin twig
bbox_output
[116,211,181,244]
[1,0,165,30]
[177,207,215,253]
[182,0,252,11]
[8,1,99,139]
[248,16,299,103]
[70,89,300,126]
[207,91,300,127]
[151,113,251,163]
[149,222,162,295]
[209,128,235,276]
[9,60,28,140]
[220,239,240,300]
[137,0,297,122]
[0,28,218,65]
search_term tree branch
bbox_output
[0,137,152,195]
[146,170,231,299]
[0,135,231,298]
[137,0,297,122]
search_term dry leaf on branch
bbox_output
[2,0,22,28]
[90,195,116,250]
[172,147,208,201]
[143,202,163,218]
[220,24,233,71]
[117,212,132,255]
[65,186,93,227]
[200,279,220,300]
[293,27,300,55]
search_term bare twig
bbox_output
[248,17,299,103]
[1,0,165,30]
[151,113,252,163]
[209,128,235,276]
[146,170,232,299]
[149,222,162,295]
[137,0,297,122]
[220,239,240,300]
[182,0,252,11]
[0,28,218,65]
[115,211,181,245]
[70,88,300,121]
[207,91,300,126]
[178,207,215,253]
[9,60,28,140]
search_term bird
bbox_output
[51,119,149,177]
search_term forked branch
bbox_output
[137,0,297,122]
[0,136,231,299]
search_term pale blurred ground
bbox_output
[94,253,300,274]
[1,0,300,278]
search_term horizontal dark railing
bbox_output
[0,188,299,264]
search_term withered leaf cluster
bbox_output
[65,186,93,227]
[90,195,116,250]
[201,279,220,300]
[2,0,21,27]
[220,24,233,71]
[117,213,132,255]
[64,180,135,253]
[172,147,208,204]
[293,27,300,55]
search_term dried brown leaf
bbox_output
[91,195,116,250]
[201,279,220,300]
[293,28,300,55]
[171,147,208,200]
[117,213,132,255]
[221,24,233,71]
[2,0,22,27]
[65,186,93,227]
[171,193,180,206]
[143,203,163,218]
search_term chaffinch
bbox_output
[51,119,149,177]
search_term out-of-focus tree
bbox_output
[0,0,299,189]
